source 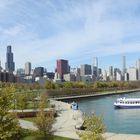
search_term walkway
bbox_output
[19,119,37,130]
[103,133,140,140]
[50,100,83,139]
[52,89,140,100]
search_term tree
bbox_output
[16,94,28,112]
[34,95,54,137]
[0,88,21,140]
[45,81,55,89]
[78,114,105,140]
[63,82,74,88]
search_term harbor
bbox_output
[19,92,140,140]
[51,97,140,140]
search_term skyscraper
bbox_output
[93,57,98,67]
[25,62,31,75]
[136,59,140,80]
[80,64,91,76]
[34,67,44,77]
[56,59,69,80]
[5,45,15,72]
[92,57,98,78]
[0,60,2,71]
[109,66,113,81]
[122,56,127,78]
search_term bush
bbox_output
[77,114,105,140]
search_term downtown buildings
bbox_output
[1,45,140,84]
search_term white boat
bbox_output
[114,97,140,109]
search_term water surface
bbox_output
[64,91,140,134]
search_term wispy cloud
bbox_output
[0,0,140,70]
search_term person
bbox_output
[76,104,79,110]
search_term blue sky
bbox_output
[0,0,140,71]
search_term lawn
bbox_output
[23,135,76,140]
[22,117,35,122]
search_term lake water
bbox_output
[64,91,140,134]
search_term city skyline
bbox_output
[0,46,140,82]
[0,0,140,71]
[0,45,140,72]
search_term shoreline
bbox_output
[19,98,140,140]
[51,89,140,140]
[19,89,140,140]
[52,88,140,100]
[51,99,140,140]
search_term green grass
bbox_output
[23,135,75,140]
[21,128,76,140]
[22,117,35,123]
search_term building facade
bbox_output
[25,62,31,75]
[56,59,69,80]
[5,46,15,72]
[0,71,15,82]
[80,64,91,76]
[122,56,127,80]
[128,67,138,81]
[34,67,44,77]
[136,59,140,80]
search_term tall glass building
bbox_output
[5,45,15,72]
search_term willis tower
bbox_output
[5,45,15,72]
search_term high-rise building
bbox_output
[92,57,99,78]
[92,66,98,77]
[80,64,91,76]
[93,57,98,67]
[0,60,2,71]
[136,59,140,80]
[122,56,127,79]
[114,68,122,81]
[109,66,113,81]
[16,68,25,77]
[5,45,15,72]
[34,67,44,77]
[56,59,69,80]
[25,62,31,75]
[102,70,107,81]
[128,67,138,81]
[0,71,15,82]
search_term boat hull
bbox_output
[114,105,140,109]
[114,98,140,109]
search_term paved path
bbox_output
[52,89,140,100]
[19,119,37,130]
[51,100,83,139]
[103,133,140,140]
[19,119,140,140]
